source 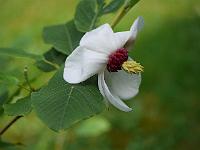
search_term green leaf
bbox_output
[43,21,84,55]
[0,139,22,149]
[0,89,8,106]
[0,90,9,116]
[103,0,125,14]
[75,0,99,32]
[0,73,19,86]
[126,0,140,7]
[36,48,66,72]
[0,85,9,105]
[0,140,15,148]
[0,48,43,60]
[97,0,105,5]
[31,67,105,131]
[3,96,32,116]
[44,48,66,66]
[35,60,57,72]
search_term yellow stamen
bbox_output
[122,60,144,74]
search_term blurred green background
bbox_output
[0,0,200,149]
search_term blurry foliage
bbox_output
[4,96,32,116]
[0,0,200,150]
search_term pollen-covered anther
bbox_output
[122,60,144,74]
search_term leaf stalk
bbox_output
[0,116,22,136]
[111,0,140,28]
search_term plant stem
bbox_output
[111,1,135,28]
[0,116,22,136]
[24,66,35,92]
[43,59,60,70]
[18,84,32,92]
[0,69,38,136]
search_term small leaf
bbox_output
[31,67,105,131]
[0,90,9,116]
[126,0,140,7]
[0,89,8,106]
[43,21,84,55]
[75,0,99,32]
[36,48,66,72]
[4,96,32,116]
[0,48,43,60]
[103,0,125,14]
[35,60,57,72]
[44,48,66,66]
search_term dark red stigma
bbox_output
[107,48,128,72]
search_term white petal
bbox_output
[98,70,105,97]
[130,16,144,41]
[80,24,118,55]
[98,71,132,112]
[114,31,131,49]
[64,46,108,84]
[104,70,141,100]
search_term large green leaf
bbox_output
[75,0,99,32]
[3,96,32,116]
[103,0,125,14]
[0,48,43,60]
[43,21,83,55]
[31,67,105,131]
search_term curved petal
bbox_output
[80,24,119,55]
[98,71,132,112]
[64,46,108,84]
[114,17,144,47]
[105,70,141,100]
[98,70,105,97]
[130,16,144,41]
[114,31,131,49]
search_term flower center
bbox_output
[107,48,128,72]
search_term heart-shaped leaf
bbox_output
[43,21,83,55]
[31,67,105,131]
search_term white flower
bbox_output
[63,17,144,112]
